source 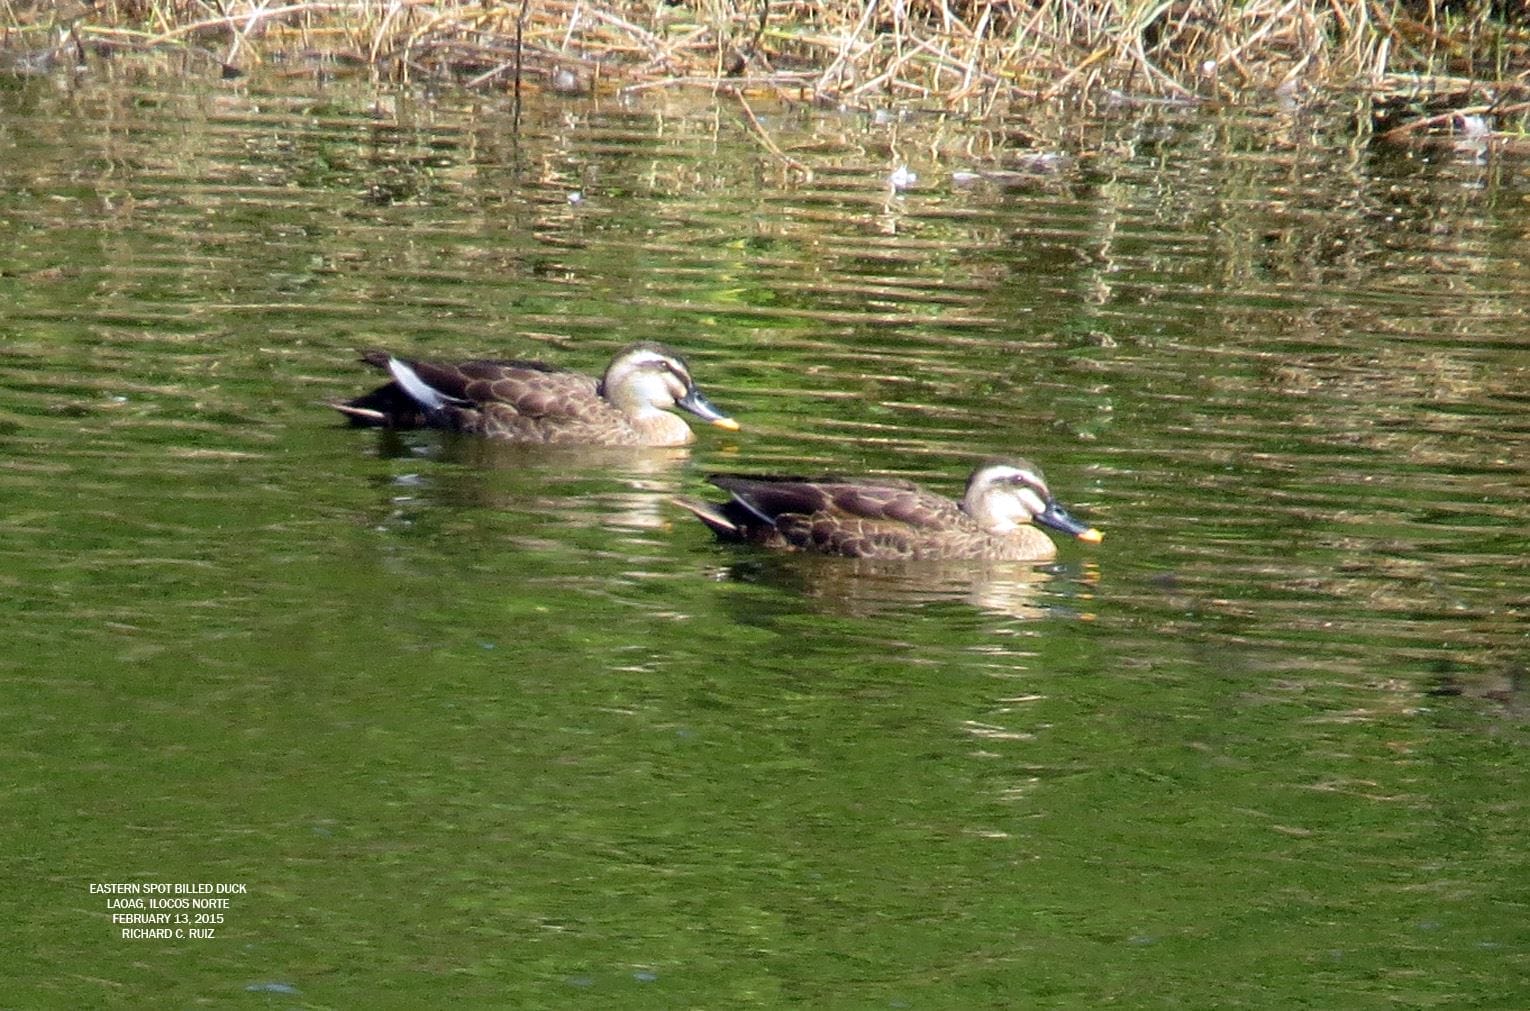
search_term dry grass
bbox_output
[4,1,1529,120]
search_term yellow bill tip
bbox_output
[710,417,741,432]
[1077,527,1104,545]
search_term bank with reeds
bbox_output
[5,1,1529,134]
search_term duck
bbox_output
[676,457,1101,561]
[333,342,738,447]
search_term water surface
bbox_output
[3,60,1529,1007]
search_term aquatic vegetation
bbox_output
[6,1,1527,138]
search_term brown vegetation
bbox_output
[4,1,1529,126]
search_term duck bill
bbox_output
[1036,500,1103,544]
[678,388,740,431]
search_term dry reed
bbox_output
[3,1,1529,123]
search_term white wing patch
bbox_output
[388,358,452,411]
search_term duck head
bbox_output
[601,343,739,430]
[962,458,1102,543]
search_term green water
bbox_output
[3,60,1529,1007]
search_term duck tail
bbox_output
[328,400,389,425]
[672,497,744,540]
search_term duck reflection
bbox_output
[1427,661,1530,721]
[366,433,694,533]
[709,552,1098,621]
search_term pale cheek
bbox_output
[994,494,1036,531]
[1016,488,1048,516]
[636,375,677,408]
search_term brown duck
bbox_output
[677,458,1102,561]
[333,342,738,447]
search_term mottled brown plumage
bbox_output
[677,458,1102,561]
[333,342,737,447]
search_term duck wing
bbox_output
[710,474,957,526]
[707,475,967,558]
[377,354,602,421]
